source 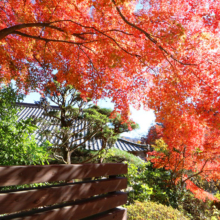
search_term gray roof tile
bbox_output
[16,103,149,152]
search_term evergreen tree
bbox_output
[36,81,138,164]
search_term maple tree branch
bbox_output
[95,32,140,57]
[80,44,97,54]
[161,50,184,83]
[103,29,133,36]
[111,0,197,66]
[0,20,138,57]
[51,19,140,57]
[12,31,99,45]
[0,22,90,40]
[43,41,48,64]
[0,23,51,40]
[184,51,213,89]
[78,46,101,80]
[23,0,27,9]
[33,54,47,75]
[45,25,87,40]
[182,160,208,184]
[161,45,213,90]
[48,1,59,21]
[50,20,133,37]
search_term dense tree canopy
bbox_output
[1,0,219,110]
[0,0,220,198]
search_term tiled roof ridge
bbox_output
[118,138,149,148]
[15,102,59,109]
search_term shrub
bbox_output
[125,161,179,207]
[102,147,145,166]
[126,201,189,220]
[179,191,220,220]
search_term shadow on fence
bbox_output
[0,163,127,220]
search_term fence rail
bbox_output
[0,163,127,220]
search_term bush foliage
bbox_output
[101,147,145,166]
[179,192,220,220]
[126,161,179,207]
[126,201,189,220]
[0,85,51,165]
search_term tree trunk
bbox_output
[62,148,68,162]
[99,139,107,163]
[67,151,72,164]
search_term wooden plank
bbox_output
[0,163,127,187]
[0,178,127,215]
[1,192,127,220]
[82,208,127,220]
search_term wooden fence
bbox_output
[0,163,127,220]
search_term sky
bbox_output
[23,93,156,138]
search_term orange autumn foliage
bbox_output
[0,0,220,197]
[185,179,219,202]
[141,123,163,145]
[148,119,220,201]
